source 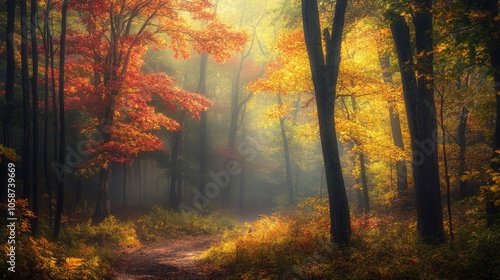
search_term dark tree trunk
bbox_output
[378,54,408,197]
[351,96,370,213]
[43,0,53,227]
[93,167,111,223]
[2,0,16,203]
[51,33,58,164]
[31,0,40,237]
[222,54,245,210]
[278,94,294,206]
[53,0,68,241]
[355,185,363,213]
[169,130,182,210]
[4,0,15,147]
[122,163,128,209]
[302,0,351,245]
[198,52,209,196]
[320,167,324,199]
[439,89,454,240]
[458,107,469,199]
[135,158,142,205]
[92,105,114,223]
[359,153,370,213]
[483,0,500,227]
[390,5,444,243]
[21,0,32,203]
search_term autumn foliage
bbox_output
[65,0,247,170]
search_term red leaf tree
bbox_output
[63,0,246,222]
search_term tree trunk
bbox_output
[302,0,351,245]
[355,185,363,213]
[278,94,294,206]
[378,54,408,197]
[440,89,454,240]
[21,0,32,203]
[92,105,114,223]
[93,167,111,223]
[122,163,128,209]
[134,158,142,205]
[31,0,40,237]
[43,0,53,227]
[169,130,182,210]
[222,54,245,210]
[53,0,68,241]
[390,5,444,243]
[458,107,469,199]
[351,96,370,213]
[1,0,16,203]
[198,52,209,196]
[51,32,58,164]
[4,0,15,147]
[359,153,370,213]
[484,0,500,227]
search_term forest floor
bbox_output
[107,235,224,280]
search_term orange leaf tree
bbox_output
[64,0,246,222]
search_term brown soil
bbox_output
[107,235,226,280]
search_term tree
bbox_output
[31,0,40,237]
[41,0,54,226]
[63,0,245,222]
[482,0,500,227]
[389,0,445,243]
[20,0,31,204]
[301,0,351,245]
[4,0,15,148]
[53,0,68,241]
[378,52,408,198]
[1,0,16,203]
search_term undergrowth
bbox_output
[202,197,500,280]
[1,203,238,280]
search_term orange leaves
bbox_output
[191,21,248,63]
[266,102,291,120]
[249,30,313,95]
[65,0,233,170]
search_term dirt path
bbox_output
[107,235,225,280]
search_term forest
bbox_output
[0,0,499,279]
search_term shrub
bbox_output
[202,197,500,279]
[134,205,239,241]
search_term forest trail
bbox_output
[107,235,224,280]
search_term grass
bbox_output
[201,198,500,280]
[0,202,239,280]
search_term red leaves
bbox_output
[65,0,241,170]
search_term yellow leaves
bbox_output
[266,102,291,119]
[65,258,85,270]
[461,170,480,181]
[0,144,20,163]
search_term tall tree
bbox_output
[42,0,54,226]
[63,0,244,222]
[31,0,40,237]
[2,0,16,202]
[378,53,408,198]
[4,0,15,148]
[21,0,31,203]
[53,0,69,241]
[277,93,294,206]
[483,0,500,227]
[198,52,209,198]
[389,0,444,243]
[301,0,351,245]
